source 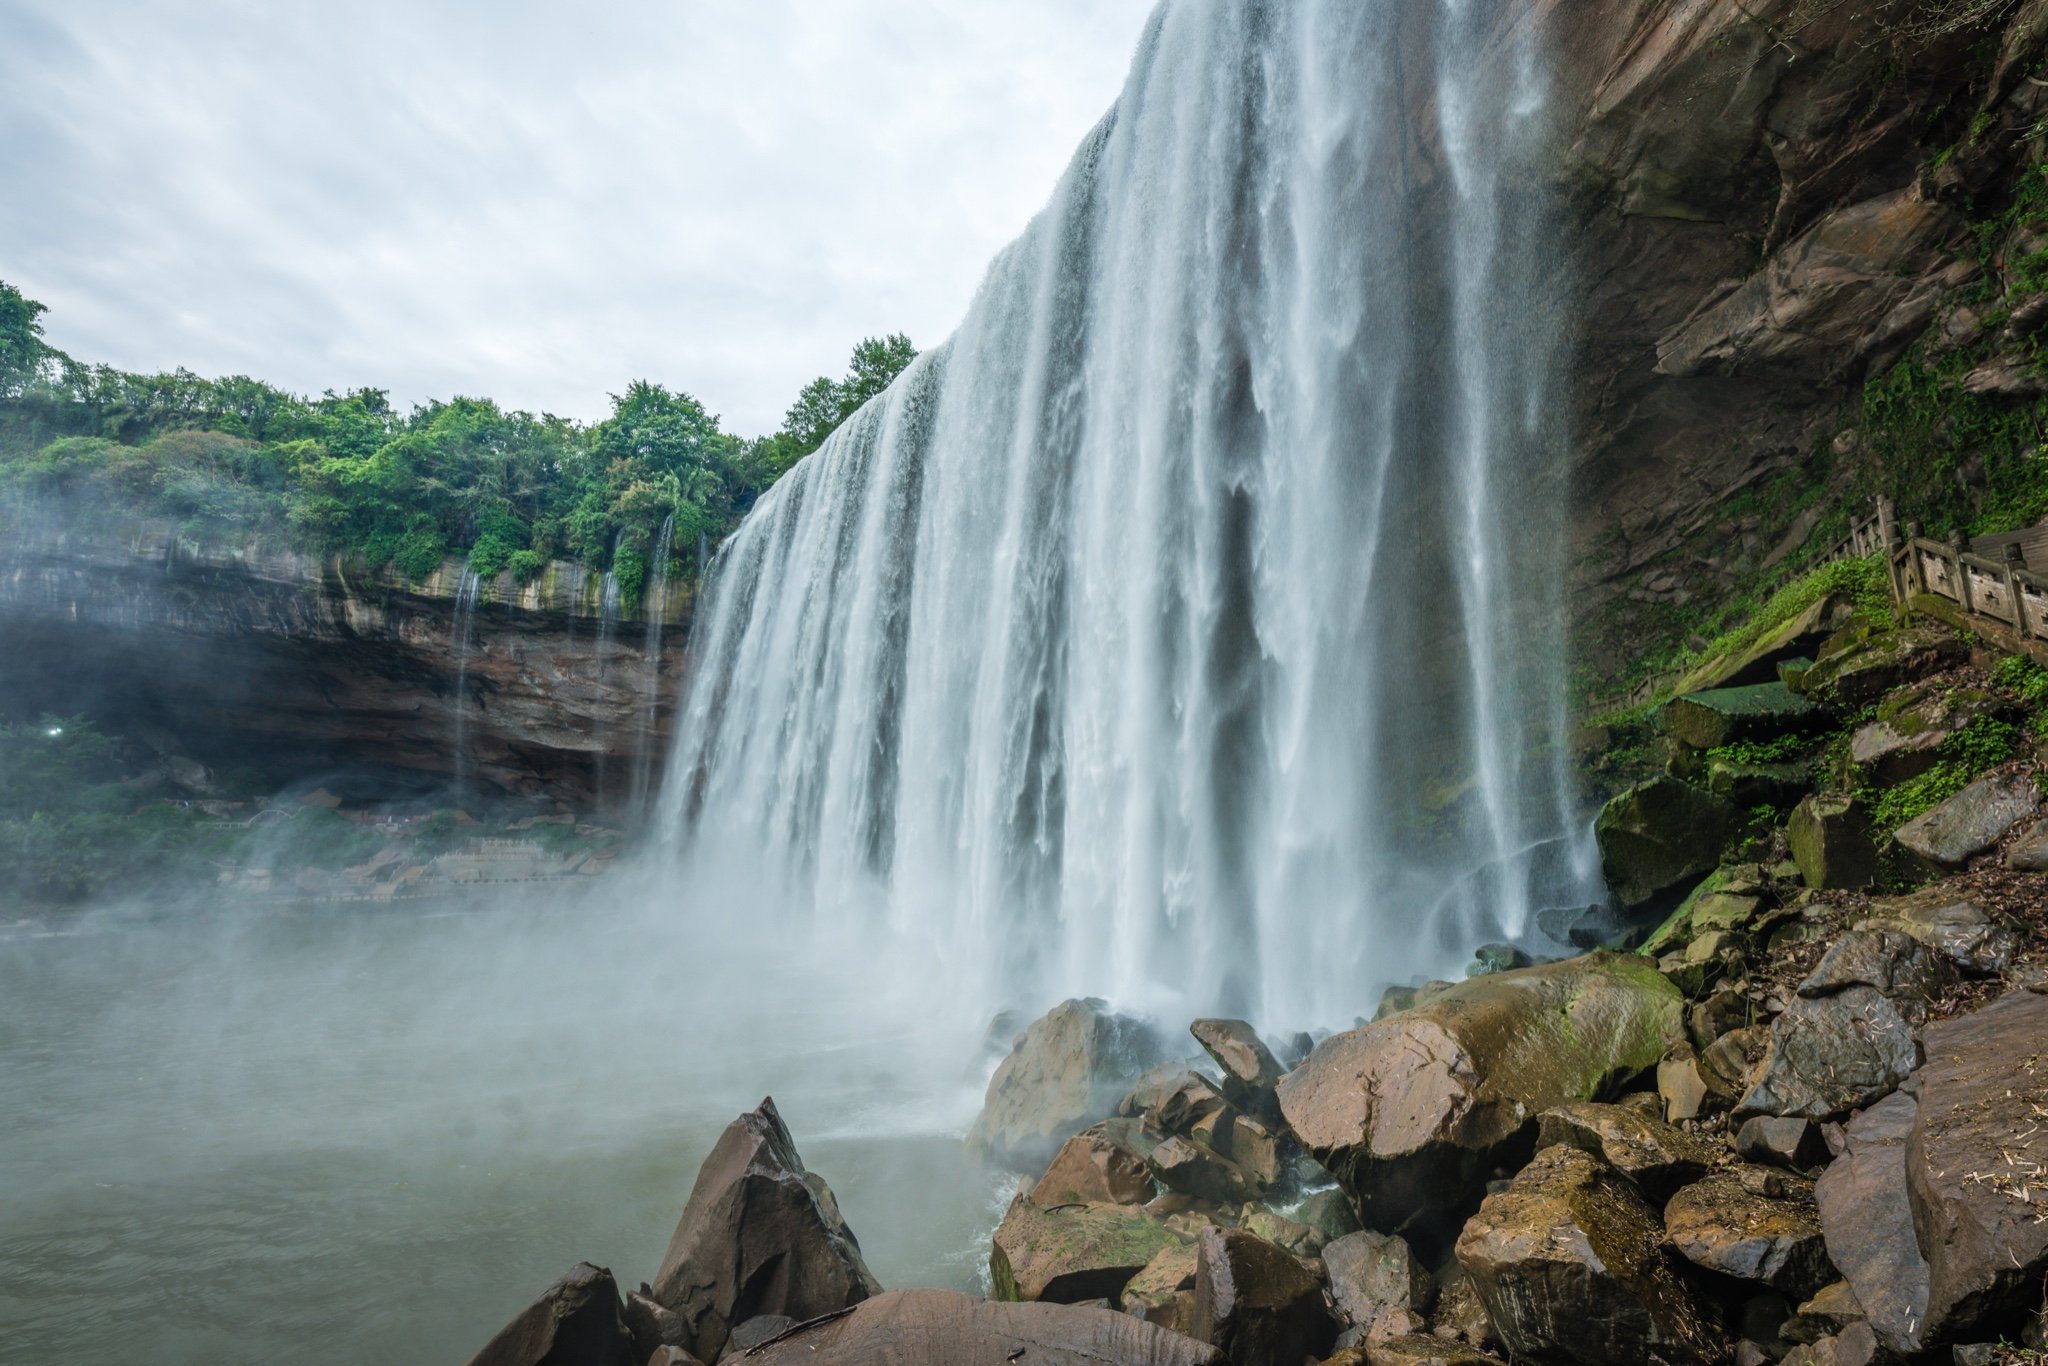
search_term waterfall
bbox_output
[655,0,1602,1028]
[450,560,483,806]
[592,540,623,807]
[630,513,677,817]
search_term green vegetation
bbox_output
[1863,713,2022,830]
[0,280,917,608]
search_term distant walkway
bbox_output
[1826,495,2048,648]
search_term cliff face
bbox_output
[0,518,689,807]
[1529,0,2048,683]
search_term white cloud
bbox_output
[0,0,1158,433]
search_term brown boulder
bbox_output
[1663,1169,1837,1300]
[644,1350,705,1366]
[649,1099,880,1363]
[621,1287,690,1362]
[463,1262,635,1366]
[1813,1092,1928,1355]
[1322,1230,1433,1344]
[1123,1243,1201,1336]
[1033,1120,1159,1206]
[1190,1018,1286,1121]
[1453,1146,1724,1366]
[990,1196,1188,1307]
[738,1287,1225,1365]
[1356,1338,1506,1366]
[1907,990,2048,1345]
[1278,955,1682,1248]
[970,999,1168,1168]
[1148,1136,1258,1205]
[1778,1323,1888,1366]
[1536,1102,1718,1201]
[1144,1072,1234,1139]
[1191,1227,1339,1365]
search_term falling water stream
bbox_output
[657,0,1601,1029]
[449,560,484,806]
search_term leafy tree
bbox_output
[0,280,51,398]
[775,333,919,463]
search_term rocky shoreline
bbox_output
[460,597,2048,1366]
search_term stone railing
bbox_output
[1895,527,2048,642]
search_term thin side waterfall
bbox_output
[655,0,1603,1029]
[450,560,483,807]
[630,514,677,819]
[593,539,623,808]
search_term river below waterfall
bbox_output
[0,895,1009,1363]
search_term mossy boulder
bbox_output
[1661,682,1823,751]
[1799,626,1967,708]
[1596,777,1743,910]
[1848,684,2001,786]
[1276,954,1683,1253]
[1705,756,1812,808]
[989,1197,1188,1306]
[1788,794,1878,891]
[1678,593,1855,694]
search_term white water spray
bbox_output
[656,0,1602,1028]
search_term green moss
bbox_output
[1862,714,2021,830]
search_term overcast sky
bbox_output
[0,1,1159,434]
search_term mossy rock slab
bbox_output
[1678,594,1855,695]
[990,1197,1189,1306]
[1661,682,1824,751]
[1800,626,1967,709]
[1706,757,1813,808]
[1596,777,1744,910]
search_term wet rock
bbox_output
[463,1262,636,1366]
[1144,1073,1234,1140]
[1295,1187,1364,1242]
[1123,1243,1200,1336]
[1322,1230,1433,1344]
[991,1197,1189,1307]
[970,999,1169,1168]
[1428,1264,1494,1350]
[1453,1146,1724,1366]
[1597,778,1744,909]
[650,1099,880,1364]
[1191,1227,1339,1366]
[622,1288,691,1362]
[1663,683,1822,750]
[1189,1019,1285,1121]
[738,1287,1226,1365]
[1813,1093,1928,1355]
[1243,1210,1325,1257]
[1789,795,1879,891]
[1536,1102,1718,1201]
[1121,1064,1202,1119]
[727,1315,798,1353]
[1230,1115,1287,1187]
[1895,771,2041,867]
[1357,1336,1506,1365]
[1466,944,1535,978]
[1034,1121,1160,1206]
[1736,1116,1829,1172]
[1664,1169,1837,1300]
[1907,991,2048,1345]
[1278,955,1682,1250]
[1148,1136,1258,1204]
[1856,890,2018,977]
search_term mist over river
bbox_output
[0,893,1010,1363]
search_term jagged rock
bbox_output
[1295,1187,1364,1242]
[991,1197,1188,1306]
[1895,771,2041,866]
[1189,1019,1285,1121]
[1848,686,2001,786]
[1034,1121,1160,1206]
[622,1288,691,1362]
[1781,1282,1866,1347]
[1357,1337,1506,1366]
[1323,1230,1433,1344]
[1243,1210,1324,1257]
[1123,1243,1201,1335]
[1148,1136,1258,1204]
[1800,627,1969,710]
[970,1000,1168,1168]
[1230,1115,1286,1187]
[1596,778,1744,909]
[1144,1073,1234,1139]
[1535,1102,1717,1200]
[463,1263,636,1366]
[1736,1116,1829,1172]
[650,1100,880,1363]
[1453,1146,1724,1366]
[1856,890,2019,977]
[1738,932,1949,1120]
[1907,991,2048,1345]
[1430,1264,1497,1352]
[1659,1046,1712,1123]
[737,1287,1225,1365]
[1701,1028,1762,1102]
[1778,1323,1887,1366]
[1466,943,1535,978]
[1814,1093,1928,1355]
[1121,1064,1202,1118]
[1664,1169,1837,1300]
[1789,795,1879,891]
[1662,682,1822,750]
[1277,955,1683,1250]
[1706,757,1813,808]
[1191,1227,1339,1366]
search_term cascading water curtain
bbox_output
[655,0,1603,1030]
